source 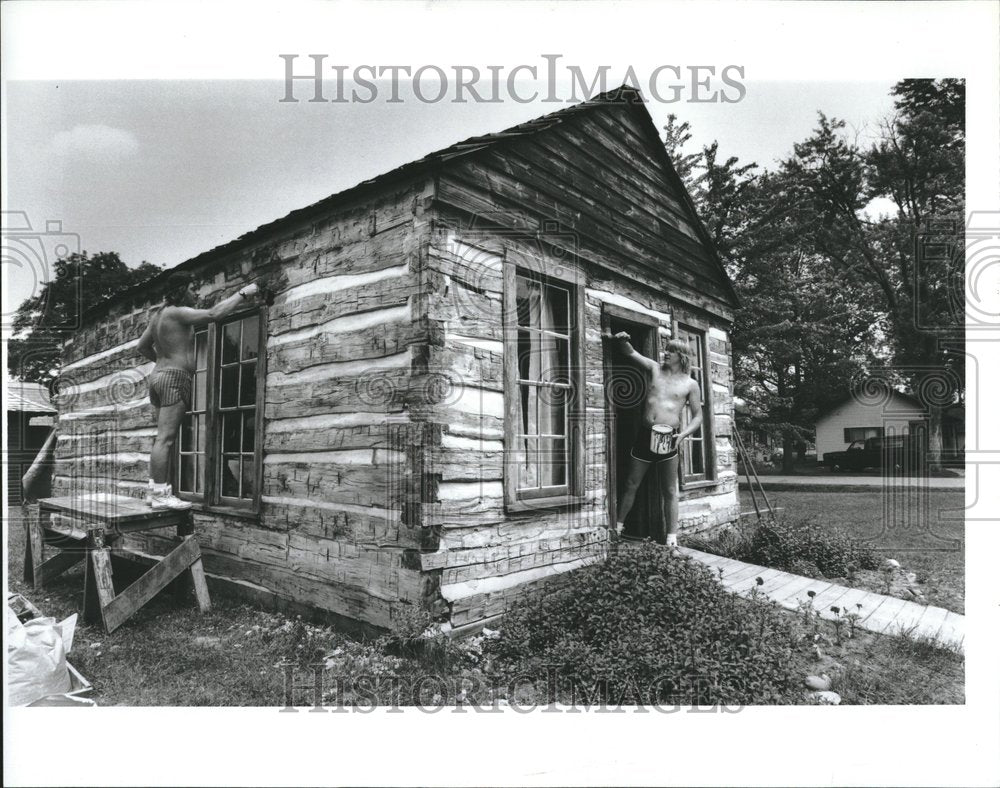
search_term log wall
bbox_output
[418,209,739,629]
[54,178,436,630]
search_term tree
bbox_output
[783,79,965,469]
[665,82,964,472]
[8,251,162,384]
[663,117,878,473]
[661,115,704,191]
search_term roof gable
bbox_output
[595,95,740,307]
[815,391,924,423]
[434,86,740,310]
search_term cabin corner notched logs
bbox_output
[53,89,741,632]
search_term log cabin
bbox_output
[51,86,741,634]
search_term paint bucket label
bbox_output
[650,424,676,455]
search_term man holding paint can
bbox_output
[603,331,703,549]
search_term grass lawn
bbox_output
[820,623,964,705]
[738,489,965,613]
[6,502,964,706]
[6,507,336,706]
[733,603,963,705]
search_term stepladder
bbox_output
[23,494,211,633]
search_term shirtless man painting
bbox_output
[603,330,703,548]
[136,272,259,509]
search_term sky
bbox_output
[4,78,899,317]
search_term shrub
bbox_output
[380,603,467,674]
[318,605,493,707]
[485,541,800,705]
[689,514,879,578]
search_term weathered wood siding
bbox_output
[420,214,739,630]
[436,101,735,322]
[416,226,607,629]
[422,100,740,629]
[54,178,435,630]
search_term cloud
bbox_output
[51,124,139,160]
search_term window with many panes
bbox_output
[675,324,714,484]
[504,266,584,508]
[178,329,209,495]
[176,310,263,511]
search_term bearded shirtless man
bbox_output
[604,330,703,548]
[136,272,259,509]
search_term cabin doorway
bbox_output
[601,308,668,541]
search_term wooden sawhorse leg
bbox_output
[83,532,117,629]
[23,504,86,590]
[173,516,212,613]
[23,503,45,588]
[84,532,211,633]
[188,556,212,614]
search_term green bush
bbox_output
[688,514,879,578]
[485,541,800,705]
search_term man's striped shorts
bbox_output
[148,368,193,409]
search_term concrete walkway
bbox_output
[680,547,965,652]
[751,475,964,492]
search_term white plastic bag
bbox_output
[7,609,74,706]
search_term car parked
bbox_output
[821,434,924,472]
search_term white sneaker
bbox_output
[151,484,193,510]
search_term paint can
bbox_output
[650,424,676,455]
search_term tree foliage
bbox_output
[8,251,162,384]
[664,117,876,471]
[782,80,965,466]
[662,79,964,470]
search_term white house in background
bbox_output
[815,391,925,461]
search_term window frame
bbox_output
[673,322,717,488]
[502,259,586,513]
[176,327,210,500]
[175,305,266,516]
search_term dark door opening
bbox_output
[602,312,669,542]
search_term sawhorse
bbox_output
[23,494,211,633]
